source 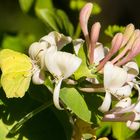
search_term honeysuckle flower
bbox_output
[45,45,82,109]
[29,31,72,85]
[98,62,132,112]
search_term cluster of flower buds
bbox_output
[80,3,140,130]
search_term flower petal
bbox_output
[53,79,63,110]
[73,39,84,55]
[111,84,132,98]
[123,61,139,82]
[98,91,111,112]
[40,31,72,50]
[94,43,107,65]
[32,69,45,85]
[126,120,140,131]
[104,62,128,89]
[45,50,82,79]
[115,97,131,108]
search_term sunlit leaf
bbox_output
[60,87,91,123]
[105,25,125,38]
[70,0,101,15]
[111,122,135,140]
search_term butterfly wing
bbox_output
[0,49,32,98]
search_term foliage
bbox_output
[0,0,140,140]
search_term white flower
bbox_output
[29,31,72,85]
[45,45,82,109]
[99,62,132,112]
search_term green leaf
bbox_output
[19,0,34,13]
[36,8,59,31]
[135,55,140,67]
[60,87,91,123]
[105,25,125,38]
[2,34,36,53]
[70,0,101,15]
[74,43,96,80]
[36,8,74,35]
[56,9,74,36]
[111,122,135,140]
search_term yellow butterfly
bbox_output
[0,49,32,98]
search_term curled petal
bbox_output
[111,84,132,98]
[123,61,139,82]
[53,79,63,110]
[104,62,127,89]
[98,92,111,112]
[40,31,72,50]
[126,120,140,131]
[29,41,49,60]
[32,69,45,85]
[73,39,85,55]
[115,97,131,108]
[94,43,106,65]
[29,41,49,69]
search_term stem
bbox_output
[8,100,53,134]
[79,87,105,93]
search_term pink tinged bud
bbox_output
[112,29,140,64]
[121,24,135,47]
[89,22,101,64]
[79,3,93,46]
[116,37,140,66]
[97,33,123,71]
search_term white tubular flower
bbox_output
[40,31,72,50]
[99,62,131,112]
[45,46,82,109]
[29,31,73,85]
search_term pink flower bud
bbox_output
[79,3,93,46]
[116,37,140,66]
[89,22,101,64]
[97,33,123,71]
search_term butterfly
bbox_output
[0,49,33,98]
